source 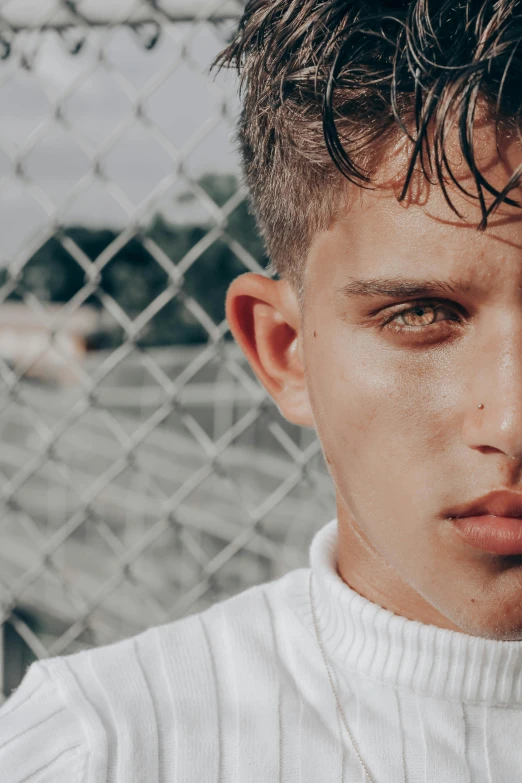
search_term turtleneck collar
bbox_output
[305,518,522,705]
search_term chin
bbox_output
[469,625,522,642]
[447,605,522,641]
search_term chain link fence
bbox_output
[0,0,335,702]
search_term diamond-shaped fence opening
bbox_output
[0,0,336,703]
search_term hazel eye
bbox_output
[383,300,462,334]
[394,303,439,327]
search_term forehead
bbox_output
[306,131,522,291]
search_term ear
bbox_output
[226,273,315,427]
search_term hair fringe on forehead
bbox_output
[213,0,522,286]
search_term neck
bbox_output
[336,502,463,632]
[307,518,522,704]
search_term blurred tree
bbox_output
[9,173,268,346]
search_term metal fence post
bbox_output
[0,622,5,705]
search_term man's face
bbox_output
[301,140,522,640]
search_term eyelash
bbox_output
[380,299,463,334]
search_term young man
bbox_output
[4,0,522,779]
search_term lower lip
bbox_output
[451,515,522,555]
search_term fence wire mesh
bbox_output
[0,0,335,701]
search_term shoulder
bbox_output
[0,567,312,782]
[0,659,90,782]
[65,565,313,692]
[60,565,311,727]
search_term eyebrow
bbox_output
[337,276,475,300]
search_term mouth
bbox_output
[448,490,522,520]
[446,490,522,555]
[450,515,522,555]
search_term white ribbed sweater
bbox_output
[3,518,522,782]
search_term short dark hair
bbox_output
[214,0,522,287]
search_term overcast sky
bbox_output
[0,18,242,260]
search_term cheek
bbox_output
[308,329,453,479]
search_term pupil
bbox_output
[405,305,435,326]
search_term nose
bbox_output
[462,317,522,461]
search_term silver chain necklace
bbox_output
[308,571,377,783]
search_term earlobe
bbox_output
[226,273,315,427]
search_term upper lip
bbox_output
[448,490,522,519]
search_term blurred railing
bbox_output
[0,0,335,702]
